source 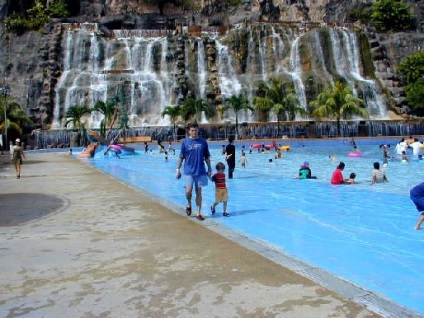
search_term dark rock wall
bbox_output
[0,0,423,129]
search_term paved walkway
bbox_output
[0,153,404,317]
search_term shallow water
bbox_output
[81,137,424,314]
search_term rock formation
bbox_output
[0,0,423,129]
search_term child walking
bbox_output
[211,162,230,217]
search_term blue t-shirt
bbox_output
[179,137,211,176]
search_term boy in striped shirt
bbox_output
[211,162,230,217]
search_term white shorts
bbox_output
[184,174,208,188]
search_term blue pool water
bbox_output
[79,137,424,314]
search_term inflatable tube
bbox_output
[109,144,123,151]
[264,144,275,150]
[348,152,362,157]
[251,144,262,149]
[278,145,291,151]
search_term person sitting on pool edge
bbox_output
[331,162,355,184]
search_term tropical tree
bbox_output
[222,94,254,140]
[253,78,308,136]
[161,105,182,141]
[253,80,273,121]
[0,98,32,144]
[273,86,307,134]
[180,97,213,123]
[92,98,118,138]
[64,105,91,133]
[309,81,369,136]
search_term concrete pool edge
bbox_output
[86,160,423,318]
[201,223,422,318]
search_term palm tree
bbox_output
[309,81,369,136]
[253,80,273,122]
[223,94,254,140]
[180,97,213,123]
[253,78,307,136]
[161,105,182,141]
[64,105,91,142]
[0,99,32,144]
[272,86,307,136]
[92,98,118,138]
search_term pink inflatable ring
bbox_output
[348,152,362,157]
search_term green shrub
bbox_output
[48,0,69,18]
[3,0,69,34]
[228,0,242,6]
[405,79,424,112]
[4,13,30,35]
[398,52,424,84]
[398,52,424,112]
[347,3,372,23]
[371,0,415,32]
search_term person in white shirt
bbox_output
[395,138,407,155]
[409,138,422,157]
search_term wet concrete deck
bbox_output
[0,153,417,317]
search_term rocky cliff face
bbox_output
[0,0,423,129]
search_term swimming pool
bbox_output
[80,137,424,315]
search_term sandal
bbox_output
[223,212,230,217]
[196,214,205,221]
[186,206,192,216]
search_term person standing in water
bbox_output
[225,136,236,179]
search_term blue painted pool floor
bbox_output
[82,139,424,314]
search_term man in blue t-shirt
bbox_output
[176,123,212,221]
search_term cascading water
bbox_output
[53,23,389,131]
[288,36,308,113]
[329,28,388,119]
[197,40,207,98]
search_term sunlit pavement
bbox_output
[0,153,412,317]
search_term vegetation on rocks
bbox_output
[4,0,68,34]
[398,52,424,115]
[370,0,416,32]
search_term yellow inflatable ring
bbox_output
[278,145,291,151]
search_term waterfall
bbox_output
[258,29,267,81]
[311,30,333,84]
[330,28,388,119]
[288,36,308,113]
[52,23,390,129]
[270,26,286,75]
[197,39,207,98]
[215,40,242,98]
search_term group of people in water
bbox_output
[379,136,424,164]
